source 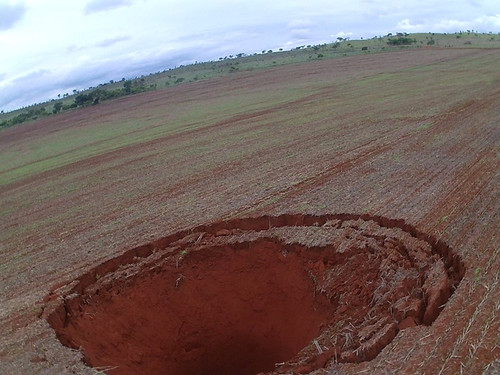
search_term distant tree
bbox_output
[137,78,146,90]
[74,93,94,107]
[123,80,132,94]
[53,102,63,114]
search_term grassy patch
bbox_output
[2,32,499,127]
[416,123,432,131]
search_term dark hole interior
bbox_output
[45,214,464,375]
[54,242,331,375]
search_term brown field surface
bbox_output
[1,47,499,374]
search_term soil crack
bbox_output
[42,213,464,375]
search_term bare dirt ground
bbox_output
[1,48,499,374]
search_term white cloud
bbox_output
[0,1,26,30]
[433,19,471,31]
[95,36,131,48]
[290,28,311,40]
[84,0,133,14]
[396,14,500,34]
[474,14,500,28]
[287,19,315,42]
[396,19,425,32]
[332,31,354,39]
[288,19,313,28]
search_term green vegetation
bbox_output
[387,34,417,45]
[72,80,156,107]
[1,31,499,130]
[0,78,156,128]
[475,267,482,282]
[52,102,63,114]
[2,43,497,192]
[416,123,432,131]
[0,106,49,127]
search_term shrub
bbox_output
[74,93,94,107]
[62,103,77,111]
[52,102,63,114]
[123,80,132,94]
[387,37,417,45]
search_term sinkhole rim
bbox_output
[42,213,465,375]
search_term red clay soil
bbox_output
[43,214,464,375]
[1,48,499,375]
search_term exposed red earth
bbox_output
[43,214,464,375]
[1,48,499,374]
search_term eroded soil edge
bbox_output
[42,213,464,375]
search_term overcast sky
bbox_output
[0,0,499,112]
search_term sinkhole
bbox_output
[43,214,464,375]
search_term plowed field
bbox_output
[1,48,499,374]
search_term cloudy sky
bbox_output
[0,0,499,112]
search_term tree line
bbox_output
[1,79,156,129]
